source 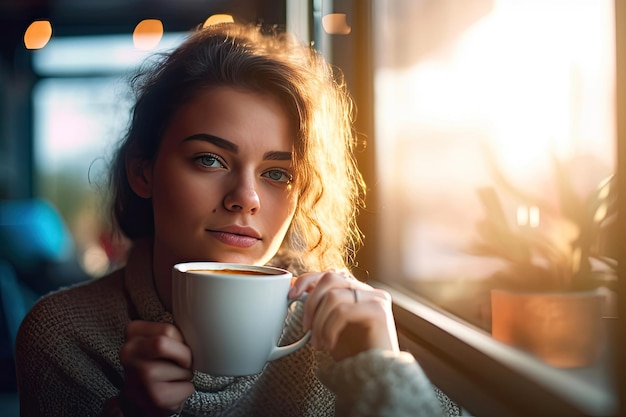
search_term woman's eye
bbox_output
[195,154,225,168]
[263,169,292,183]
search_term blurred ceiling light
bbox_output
[133,19,164,50]
[203,14,235,28]
[24,20,53,50]
[322,13,351,35]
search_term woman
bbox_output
[15,22,451,416]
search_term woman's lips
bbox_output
[207,230,260,248]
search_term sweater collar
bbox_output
[124,238,173,323]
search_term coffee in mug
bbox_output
[172,262,310,376]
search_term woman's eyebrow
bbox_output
[182,133,291,161]
[264,151,292,161]
[182,133,238,152]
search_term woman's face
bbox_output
[144,86,298,267]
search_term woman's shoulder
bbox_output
[14,268,131,413]
[16,268,129,348]
[29,268,126,318]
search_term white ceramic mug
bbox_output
[172,262,311,376]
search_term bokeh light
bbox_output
[133,19,163,50]
[24,20,53,49]
[203,14,234,28]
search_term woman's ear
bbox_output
[126,157,153,198]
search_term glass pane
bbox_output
[373,0,617,370]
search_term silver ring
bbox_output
[352,288,359,304]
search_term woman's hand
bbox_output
[119,321,195,416]
[288,271,400,361]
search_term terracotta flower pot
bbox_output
[491,289,605,368]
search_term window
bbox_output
[372,0,616,330]
[314,0,622,415]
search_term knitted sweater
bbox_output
[15,240,448,417]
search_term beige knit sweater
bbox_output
[15,240,449,417]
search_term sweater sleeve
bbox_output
[317,349,445,417]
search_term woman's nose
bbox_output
[223,173,260,214]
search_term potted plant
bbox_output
[469,155,617,368]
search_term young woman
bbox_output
[15,22,455,417]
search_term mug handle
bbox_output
[267,293,311,361]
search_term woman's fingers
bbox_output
[125,320,186,343]
[295,271,400,360]
[309,286,354,347]
[122,349,194,382]
[301,271,364,330]
[121,321,192,369]
[288,271,324,298]
[120,320,195,416]
[311,286,391,348]
[318,290,397,352]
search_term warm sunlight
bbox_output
[455,1,615,177]
[374,0,615,285]
[379,1,614,181]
